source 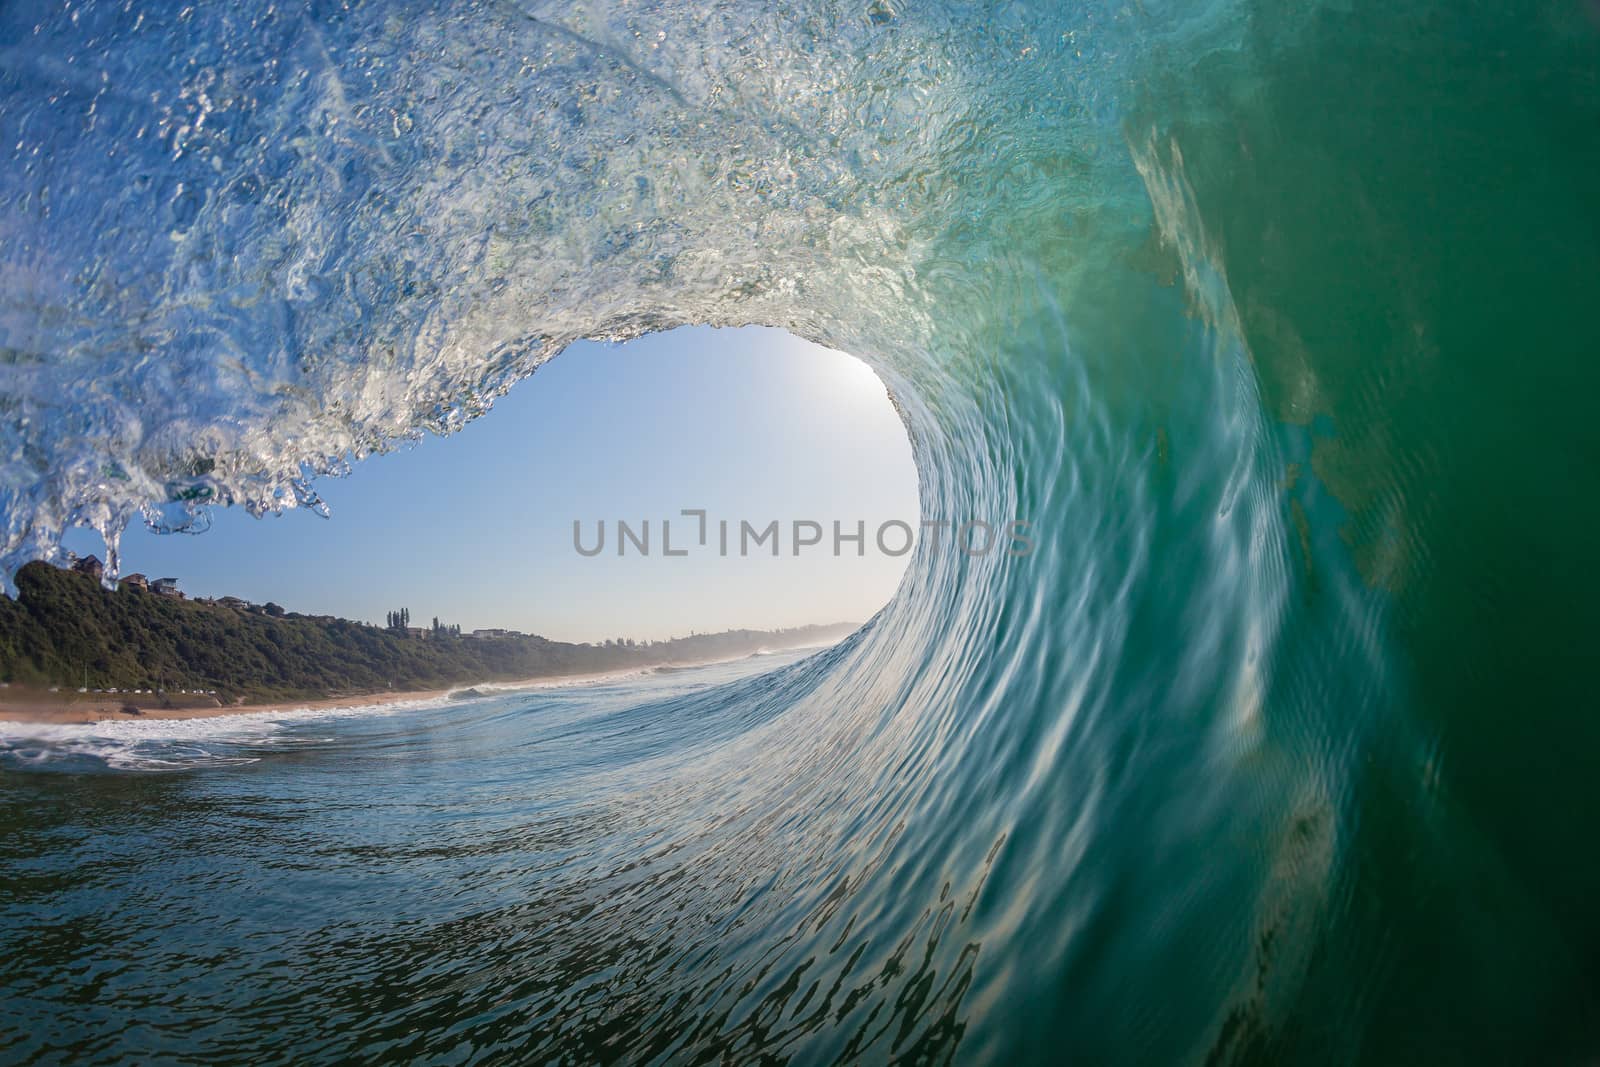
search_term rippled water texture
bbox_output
[3,0,1600,1063]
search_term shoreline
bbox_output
[0,686,455,726]
[0,648,826,727]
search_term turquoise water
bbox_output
[3,0,1600,1062]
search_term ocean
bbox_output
[3,0,1599,1062]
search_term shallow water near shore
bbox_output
[1,650,854,1059]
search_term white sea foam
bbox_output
[0,694,456,771]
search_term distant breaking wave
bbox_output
[2,0,1599,1063]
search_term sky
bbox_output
[63,327,920,643]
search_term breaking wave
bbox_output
[2,0,1599,1062]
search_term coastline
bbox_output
[0,686,454,726]
[0,648,823,727]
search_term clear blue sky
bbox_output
[64,327,919,643]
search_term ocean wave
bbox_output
[1,0,1597,1062]
[0,694,451,770]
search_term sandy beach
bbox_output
[0,685,455,725]
[0,655,769,726]
[0,625,849,729]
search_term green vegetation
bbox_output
[0,563,854,703]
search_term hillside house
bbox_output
[71,555,104,580]
[151,577,183,598]
[118,572,148,592]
